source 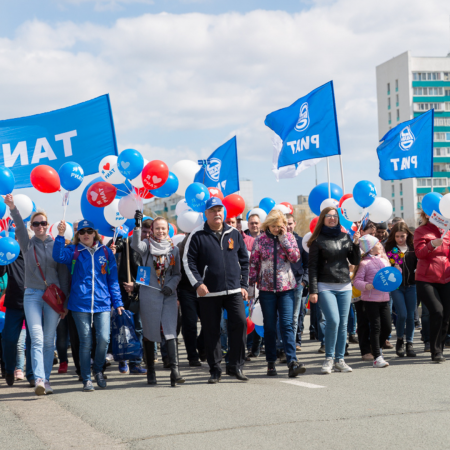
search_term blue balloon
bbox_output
[0,166,15,195]
[353,180,377,208]
[0,237,20,265]
[422,192,442,216]
[0,197,6,220]
[0,311,4,333]
[259,197,276,214]
[246,210,251,220]
[113,179,133,199]
[185,183,210,213]
[254,324,264,337]
[117,149,144,180]
[308,183,343,216]
[150,172,179,198]
[338,208,353,230]
[0,231,15,239]
[373,267,402,292]
[168,223,175,238]
[59,162,84,191]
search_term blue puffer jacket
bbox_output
[52,235,123,313]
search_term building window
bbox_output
[396,94,399,107]
[434,132,446,141]
[401,198,404,208]
[414,87,443,96]
[446,89,450,96]
[396,109,400,121]
[419,178,449,187]
[401,212,404,219]
[399,183,403,194]
[388,97,391,109]
[392,199,395,210]
[434,118,450,126]
[388,112,391,124]
[412,72,441,80]
[391,185,395,195]
[387,83,390,95]
[414,103,443,111]
[395,79,398,91]
[433,148,450,156]
[445,73,450,81]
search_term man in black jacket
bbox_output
[183,197,249,383]
[0,251,34,386]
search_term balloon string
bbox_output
[356,209,367,233]
[116,188,130,196]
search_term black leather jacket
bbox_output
[308,232,361,294]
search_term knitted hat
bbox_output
[359,235,379,254]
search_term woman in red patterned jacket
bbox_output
[249,209,305,378]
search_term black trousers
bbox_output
[178,289,204,362]
[416,281,450,355]
[363,301,391,359]
[199,292,246,374]
[354,301,371,356]
[67,311,81,375]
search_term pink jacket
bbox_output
[241,232,255,253]
[353,254,391,302]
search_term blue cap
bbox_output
[205,197,224,210]
[77,220,95,231]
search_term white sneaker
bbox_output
[44,380,54,394]
[106,353,114,362]
[334,359,352,373]
[35,378,46,396]
[373,356,389,368]
[321,357,333,374]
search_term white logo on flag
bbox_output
[295,102,310,132]
[399,126,415,151]
[206,158,221,182]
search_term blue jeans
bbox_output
[347,304,357,335]
[310,301,325,345]
[259,290,297,365]
[391,285,417,343]
[1,308,33,380]
[72,311,110,382]
[318,290,352,361]
[16,328,26,371]
[292,284,305,339]
[24,288,60,381]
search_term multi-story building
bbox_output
[376,51,450,226]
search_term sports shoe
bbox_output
[288,361,306,378]
[58,362,68,374]
[296,345,302,351]
[106,353,114,362]
[130,365,147,375]
[348,334,359,344]
[321,357,333,374]
[334,359,352,373]
[406,342,416,357]
[95,372,107,389]
[44,380,54,394]
[118,361,129,374]
[14,369,25,381]
[83,380,95,392]
[318,345,326,354]
[373,356,389,368]
[35,378,46,396]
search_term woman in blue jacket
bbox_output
[53,219,124,392]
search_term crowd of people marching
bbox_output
[0,193,449,395]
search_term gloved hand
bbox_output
[134,210,143,228]
[161,286,172,296]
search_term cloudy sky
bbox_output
[1,0,449,223]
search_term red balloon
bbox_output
[338,193,353,208]
[30,165,60,193]
[223,194,245,218]
[246,317,255,335]
[171,223,178,235]
[142,160,169,190]
[0,294,5,312]
[310,217,319,233]
[208,187,224,200]
[87,182,117,207]
[135,187,154,200]
[280,202,294,214]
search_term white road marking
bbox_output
[280,380,326,389]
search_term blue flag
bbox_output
[264,81,341,169]
[0,95,118,188]
[194,136,239,196]
[377,109,434,180]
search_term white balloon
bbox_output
[129,159,149,188]
[99,155,126,184]
[175,199,192,216]
[177,210,204,233]
[320,198,339,212]
[118,193,144,219]
[104,199,127,227]
[440,194,450,219]
[171,160,200,196]
[367,197,393,223]
[248,208,267,223]
[50,221,73,241]
[302,231,312,254]
[241,220,248,232]
[14,194,33,219]
[272,204,290,214]
[172,234,186,245]
[251,303,264,326]
[341,198,364,222]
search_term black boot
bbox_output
[406,342,416,357]
[396,338,405,357]
[267,362,277,376]
[143,340,157,385]
[166,339,185,387]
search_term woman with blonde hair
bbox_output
[53,219,124,392]
[249,209,305,377]
[4,194,69,396]
[308,206,360,374]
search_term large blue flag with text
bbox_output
[194,136,239,196]
[377,109,434,180]
[0,95,118,188]
[264,81,341,169]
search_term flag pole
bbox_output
[339,154,346,194]
[326,157,331,198]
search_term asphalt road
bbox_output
[2,317,450,450]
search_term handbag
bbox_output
[34,248,66,315]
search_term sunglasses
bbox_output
[78,229,95,236]
[32,221,48,227]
